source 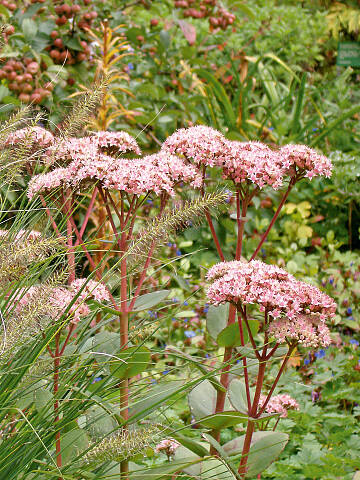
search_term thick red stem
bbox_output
[250,181,294,261]
[54,332,62,479]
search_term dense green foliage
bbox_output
[0,0,359,479]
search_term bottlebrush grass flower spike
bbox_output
[16,278,110,324]
[4,126,54,148]
[206,260,336,347]
[259,393,299,418]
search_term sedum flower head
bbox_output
[162,125,333,189]
[4,126,54,148]
[206,260,336,347]
[162,125,229,167]
[259,393,299,418]
[16,278,109,324]
[155,438,180,456]
[28,151,202,198]
[280,144,332,179]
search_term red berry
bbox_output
[5,25,15,35]
[50,49,60,60]
[30,92,42,104]
[67,77,75,86]
[54,5,63,15]
[19,93,30,103]
[50,30,59,39]
[150,18,159,26]
[54,38,63,48]
[71,4,81,13]
[56,15,67,26]
[27,61,39,74]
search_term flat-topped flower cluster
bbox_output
[25,129,202,198]
[16,278,110,324]
[162,125,332,189]
[206,260,336,347]
[260,393,299,418]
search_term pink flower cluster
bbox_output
[280,144,332,179]
[44,131,141,166]
[154,438,180,456]
[259,393,299,418]
[162,126,332,189]
[206,260,336,347]
[28,151,202,198]
[4,126,54,148]
[89,131,141,155]
[268,314,332,348]
[16,278,110,324]
[162,125,229,167]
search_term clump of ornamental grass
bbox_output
[84,425,161,465]
[0,231,61,287]
[129,190,228,263]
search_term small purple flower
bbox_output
[127,62,134,70]
[312,128,318,132]
[315,349,326,359]
[304,358,310,365]
[184,330,196,338]
[183,301,189,306]
[176,249,182,256]
[162,369,170,375]
[167,242,173,247]
[347,307,353,315]
[350,339,359,346]
[329,278,334,285]
[92,377,102,384]
[311,391,320,402]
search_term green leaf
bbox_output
[110,346,151,379]
[217,319,259,348]
[0,5,10,20]
[198,411,248,429]
[228,378,253,413]
[165,346,226,393]
[34,387,52,411]
[64,36,83,52]
[85,405,117,437]
[22,19,38,41]
[188,379,232,420]
[223,431,289,477]
[129,381,181,421]
[60,428,89,465]
[195,68,237,128]
[128,289,170,312]
[206,303,229,340]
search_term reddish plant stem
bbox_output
[63,191,76,283]
[53,332,62,479]
[250,180,294,261]
[205,211,225,261]
[127,197,167,312]
[236,189,248,260]
[209,303,236,454]
[238,352,266,476]
[66,207,121,311]
[237,311,251,408]
[119,203,129,480]
[74,187,98,246]
[257,344,296,417]
[98,187,123,251]
[265,343,279,361]
[59,324,76,356]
